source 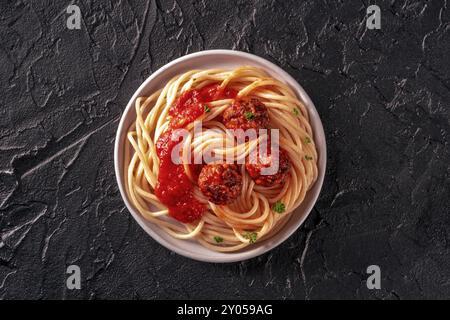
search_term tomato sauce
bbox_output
[155,84,237,223]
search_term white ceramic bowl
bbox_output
[114,50,326,263]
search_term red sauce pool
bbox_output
[155,84,237,223]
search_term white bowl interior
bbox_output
[114,50,327,263]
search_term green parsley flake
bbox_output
[293,108,299,116]
[204,105,210,113]
[213,236,223,243]
[243,232,257,244]
[244,111,255,120]
[304,136,311,144]
[304,155,313,160]
[272,201,286,214]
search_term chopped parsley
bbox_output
[304,155,313,160]
[293,108,299,116]
[204,104,210,113]
[304,136,311,144]
[272,201,286,214]
[244,111,255,120]
[243,232,257,244]
[213,236,223,243]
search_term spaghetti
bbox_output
[125,66,318,252]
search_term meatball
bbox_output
[222,98,269,131]
[198,164,243,205]
[245,149,291,187]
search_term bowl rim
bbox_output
[114,49,327,263]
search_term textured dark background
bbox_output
[0,0,449,299]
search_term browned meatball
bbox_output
[245,149,291,187]
[198,164,242,205]
[222,98,270,131]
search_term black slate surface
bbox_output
[0,0,449,299]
